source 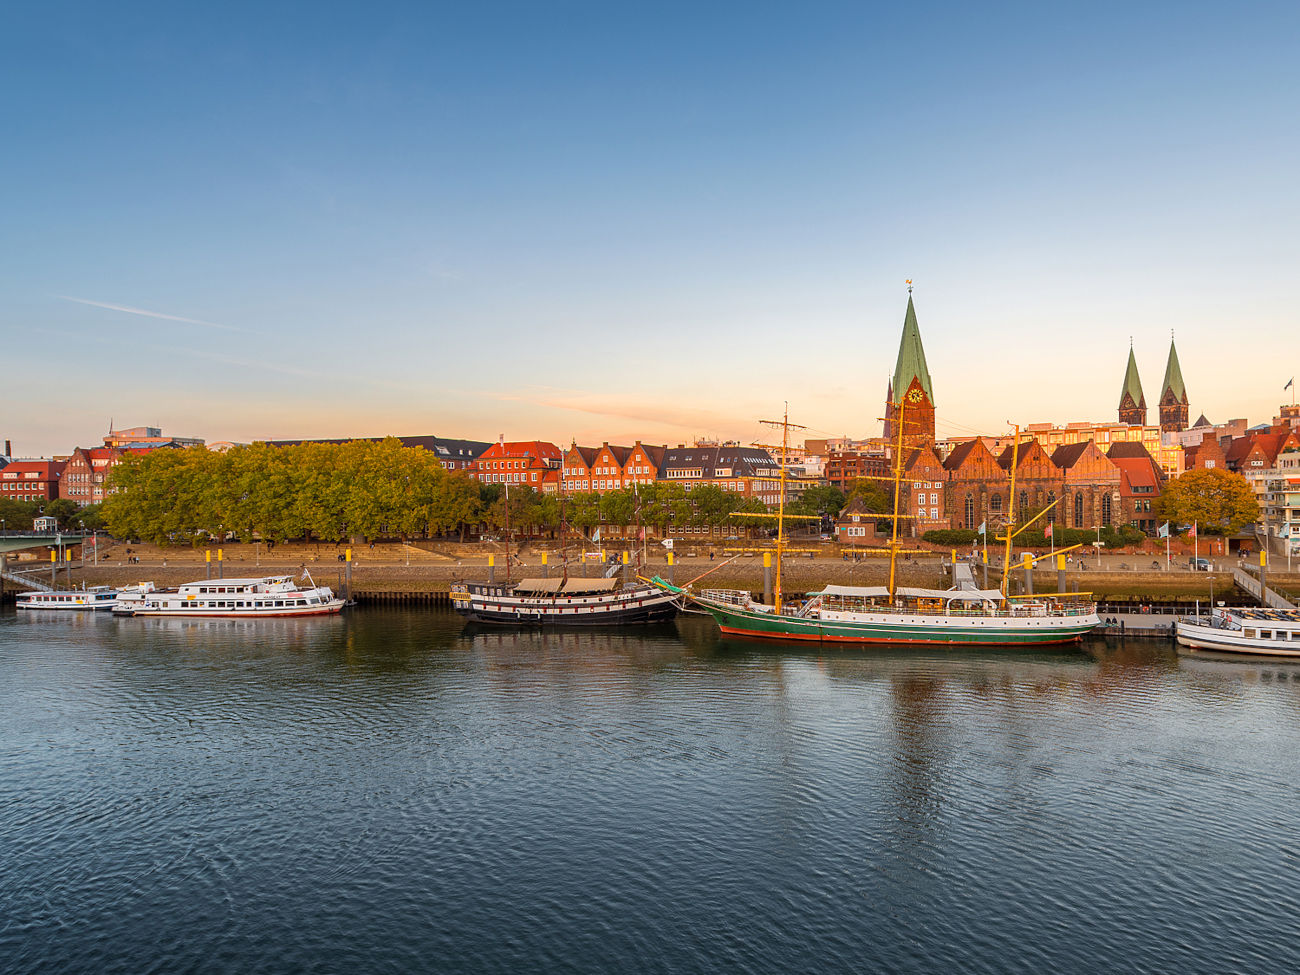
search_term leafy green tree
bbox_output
[688,484,739,528]
[789,485,845,520]
[1154,468,1259,535]
[564,492,601,538]
[599,489,637,529]
[432,472,482,541]
[43,498,81,529]
[0,498,42,531]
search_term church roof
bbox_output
[1120,347,1145,408]
[1050,442,1093,469]
[1161,338,1187,402]
[942,439,979,471]
[1107,441,1156,461]
[891,295,933,405]
[1193,414,1211,428]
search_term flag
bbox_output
[592,527,601,543]
[1158,522,1169,538]
[1187,524,1196,538]
[977,520,986,535]
[1045,522,1053,539]
[1287,378,1295,391]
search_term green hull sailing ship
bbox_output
[650,335,1099,646]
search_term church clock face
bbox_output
[906,388,924,404]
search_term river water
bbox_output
[2,608,1299,974]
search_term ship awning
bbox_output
[813,584,1003,603]
[814,585,891,598]
[898,586,1004,603]
[512,577,621,593]
[558,578,620,593]
[513,578,561,592]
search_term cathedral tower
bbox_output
[1158,336,1189,432]
[1118,346,1147,426]
[884,291,935,444]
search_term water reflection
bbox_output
[5,608,1300,974]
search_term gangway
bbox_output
[1,566,55,592]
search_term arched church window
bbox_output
[964,494,974,528]
[990,493,1002,515]
[1074,493,1084,527]
[1047,492,1057,522]
[1102,493,1113,525]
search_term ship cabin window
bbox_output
[1245,629,1256,639]
[275,600,284,607]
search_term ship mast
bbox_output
[758,405,806,614]
[886,395,908,600]
[503,480,512,584]
[999,424,1021,597]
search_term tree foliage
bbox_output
[102,439,483,545]
[1153,468,1259,535]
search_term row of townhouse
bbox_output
[468,438,806,507]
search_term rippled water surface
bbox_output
[3,608,1300,974]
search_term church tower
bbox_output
[1158,335,1189,432]
[1118,345,1147,426]
[883,289,935,444]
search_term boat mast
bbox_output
[757,404,804,614]
[999,424,1021,597]
[559,449,569,585]
[503,480,512,584]
[887,395,907,600]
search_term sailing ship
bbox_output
[651,401,1099,646]
[450,467,678,626]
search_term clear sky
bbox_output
[4,0,1298,457]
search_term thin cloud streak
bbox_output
[495,389,740,433]
[59,295,250,333]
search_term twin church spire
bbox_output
[1118,337,1189,431]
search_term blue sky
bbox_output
[4,1,1298,457]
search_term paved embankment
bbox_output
[6,539,1297,608]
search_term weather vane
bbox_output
[906,278,913,294]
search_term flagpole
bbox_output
[1194,520,1198,568]
[1165,525,1170,569]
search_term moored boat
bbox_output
[653,579,1097,645]
[1176,608,1300,658]
[112,575,345,618]
[450,576,679,625]
[16,586,121,612]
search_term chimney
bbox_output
[4,440,10,457]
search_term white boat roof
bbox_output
[178,576,297,588]
[815,584,1003,603]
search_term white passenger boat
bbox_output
[16,586,120,612]
[1176,608,1300,658]
[113,575,345,618]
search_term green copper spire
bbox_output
[1121,346,1144,408]
[892,294,933,404]
[1161,336,1187,403]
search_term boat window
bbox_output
[275,600,284,607]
